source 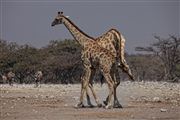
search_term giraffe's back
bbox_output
[95,29,123,57]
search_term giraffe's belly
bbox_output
[90,57,100,69]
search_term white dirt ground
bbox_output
[0,81,180,120]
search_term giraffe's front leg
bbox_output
[85,85,94,107]
[85,69,95,107]
[76,64,91,108]
[86,68,102,107]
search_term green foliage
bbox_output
[0,39,82,84]
[1,35,179,84]
[175,64,180,77]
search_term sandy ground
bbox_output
[0,81,180,120]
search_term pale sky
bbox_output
[0,0,179,54]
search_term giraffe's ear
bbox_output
[58,11,63,15]
[66,16,69,18]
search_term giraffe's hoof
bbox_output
[103,100,108,106]
[113,104,123,108]
[75,102,85,108]
[87,101,95,108]
[88,104,95,108]
[97,103,102,108]
[105,105,112,109]
[131,77,135,81]
[113,101,123,108]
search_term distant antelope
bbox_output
[1,71,15,86]
[34,71,43,87]
[2,75,7,83]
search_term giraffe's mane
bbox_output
[64,17,95,40]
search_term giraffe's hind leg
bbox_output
[103,95,108,106]
[103,80,122,108]
[103,65,123,108]
[101,69,114,109]
[112,68,122,108]
[106,81,114,109]
[113,82,122,108]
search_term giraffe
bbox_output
[1,71,15,86]
[86,29,134,107]
[95,29,134,80]
[52,11,118,108]
[34,70,43,87]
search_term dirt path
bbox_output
[0,82,180,120]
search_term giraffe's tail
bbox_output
[115,31,135,81]
[100,74,105,86]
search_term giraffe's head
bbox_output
[51,11,68,26]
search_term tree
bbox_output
[136,35,180,82]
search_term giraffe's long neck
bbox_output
[63,17,94,46]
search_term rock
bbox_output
[130,115,134,118]
[32,109,38,113]
[153,97,161,102]
[17,98,21,101]
[49,95,54,98]
[170,100,178,104]
[73,96,79,101]
[152,117,156,120]
[129,96,135,100]
[160,108,167,112]
[34,95,38,98]
[140,96,149,102]
[165,97,170,101]
[26,96,30,98]
[6,112,10,116]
